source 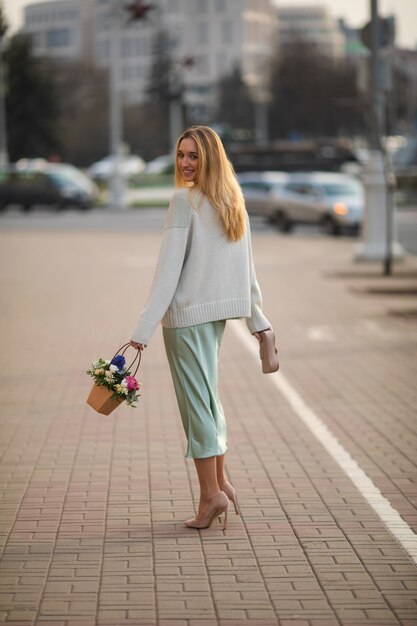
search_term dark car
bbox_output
[0,166,95,212]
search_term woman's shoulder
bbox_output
[166,188,193,229]
[170,187,189,201]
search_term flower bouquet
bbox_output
[86,343,141,415]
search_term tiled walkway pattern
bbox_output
[0,230,416,625]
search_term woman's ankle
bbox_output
[201,488,221,503]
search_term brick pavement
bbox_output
[0,226,417,625]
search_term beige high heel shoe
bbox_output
[221,480,240,515]
[184,492,229,530]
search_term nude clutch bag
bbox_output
[259,329,279,374]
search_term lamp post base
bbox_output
[354,149,405,263]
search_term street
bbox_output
[0,205,417,255]
[0,209,417,625]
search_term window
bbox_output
[47,28,70,48]
[196,21,209,45]
[122,66,133,80]
[196,0,208,12]
[222,20,232,44]
[136,35,149,56]
[165,0,180,11]
[216,52,229,75]
[196,56,209,74]
[121,38,133,57]
[98,39,110,60]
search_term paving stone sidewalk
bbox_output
[0,226,416,626]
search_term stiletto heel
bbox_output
[221,480,240,515]
[184,492,229,530]
[223,504,228,530]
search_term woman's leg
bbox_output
[216,454,227,488]
[194,455,220,515]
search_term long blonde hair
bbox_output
[175,125,246,242]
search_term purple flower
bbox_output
[111,355,126,370]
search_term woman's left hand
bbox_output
[130,340,146,350]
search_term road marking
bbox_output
[231,319,417,566]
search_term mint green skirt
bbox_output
[162,320,227,459]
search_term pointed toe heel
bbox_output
[184,492,229,530]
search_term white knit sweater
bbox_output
[131,188,271,344]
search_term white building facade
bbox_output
[276,4,345,59]
[23,0,95,62]
[23,0,278,118]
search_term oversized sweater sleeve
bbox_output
[131,191,191,344]
[245,216,272,334]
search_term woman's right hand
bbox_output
[130,340,146,350]
[253,328,272,343]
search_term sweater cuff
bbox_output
[131,317,157,345]
[246,307,271,334]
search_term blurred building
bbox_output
[276,4,345,59]
[23,0,95,62]
[23,0,277,119]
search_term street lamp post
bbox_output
[169,67,183,155]
[253,48,271,145]
[0,33,9,168]
[354,0,404,264]
[108,1,153,210]
[254,92,268,146]
[108,1,124,210]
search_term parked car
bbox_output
[238,171,290,221]
[0,164,96,212]
[88,154,146,181]
[281,172,364,235]
[144,154,174,175]
[239,171,363,235]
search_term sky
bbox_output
[2,0,417,50]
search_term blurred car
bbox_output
[239,171,363,235]
[15,159,99,198]
[88,154,146,181]
[281,172,364,235]
[144,154,174,175]
[0,164,96,212]
[238,171,291,221]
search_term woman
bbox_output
[130,126,272,530]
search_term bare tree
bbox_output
[269,39,364,139]
[50,60,109,166]
[215,66,255,132]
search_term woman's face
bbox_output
[177,137,199,183]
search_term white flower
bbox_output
[105,360,110,364]
[109,364,119,373]
[121,378,128,387]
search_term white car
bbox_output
[239,171,364,235]
[281,172,364,235]
[145,154,174,174]
[88,154,146,181]
[238,171,290,221]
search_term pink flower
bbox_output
[125,376,139,392]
